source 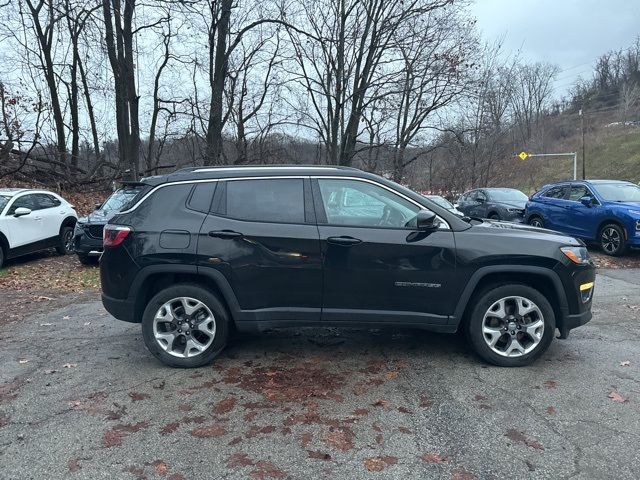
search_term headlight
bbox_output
[507,208,524,213]
[560,246,591,265]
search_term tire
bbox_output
[141,284,230,368]
[466,284,555,367]
[599,223,627,257]
[488,213,500,220]
[56,226,74,255]
[528,216,544,228]
[77,254,97,266]
[0,246,4,269]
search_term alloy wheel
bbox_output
[482,296,544,357]
[601,227,621,254]
[63,230,74,253]
[530,218,543,228]
[153,297,216,358]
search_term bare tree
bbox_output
[102,0,140,179]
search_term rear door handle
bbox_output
[208,230,243,239]
[327,236,362,246]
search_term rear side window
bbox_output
[568,185,590,201]
[33,194,61,209]
[543,186,568,199]
[225,179,305,224]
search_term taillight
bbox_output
[103,225,131,247]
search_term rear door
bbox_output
[313,177,457,325]
[32,193,64,240]
[537,184,569,230]
[197,177,322,322]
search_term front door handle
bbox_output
[327,236,362,246]
[208,230,243,239]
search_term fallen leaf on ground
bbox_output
[63,363,78,368]
[63,316,71,320]
[385,371,399,380]
[18,358,29,364]
[45,369,59,374]
[40,323,53,326]
[608,391,628,403]
[620,360,631,367]
[421,453,448,464]
[83,322,91,326]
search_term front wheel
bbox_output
[141,284,230,368]
[466,284,555,367]
[599,223,627,256]
[56,226,74,255]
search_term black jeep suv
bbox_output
[100,166,595,368]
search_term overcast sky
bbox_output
[472,0,640,98]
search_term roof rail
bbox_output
[172,164,360,174]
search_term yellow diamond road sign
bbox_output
[518,151,529,161]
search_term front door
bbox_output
[4,194,45,249]
[313,178,457,326]
[197,177,322,322]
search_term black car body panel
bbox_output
[100,166,594,339]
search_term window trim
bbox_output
[116,175,450,230]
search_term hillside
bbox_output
[510,114,640,194]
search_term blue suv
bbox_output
[525,180,640,256]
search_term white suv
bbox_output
[0,188,77,268]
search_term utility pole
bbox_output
[579,108,586,179]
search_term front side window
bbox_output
[226,179,305,224]
[317,179,420,228]
[7,194,37,215]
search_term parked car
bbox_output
[0,188,77,268]
[525,180,640,256]
[73,184,146,265]
[457,188,528,222]
[100,165,595,368]
[424,195,464,216]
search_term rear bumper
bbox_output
[102,293,136,323]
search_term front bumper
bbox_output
[73,229,104,255]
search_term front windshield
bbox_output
[0,195,10,212]
[593,183,640,202]
[488,189,528,202]
[100,186,144,212]
[428,196,454,209]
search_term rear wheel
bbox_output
[466,284,555,367]
[141,284,230,368]
[0,246,4,269]
[56,226,74,255]
[528,216,544,228]
[488,213,500,220]
[599,223,627,256]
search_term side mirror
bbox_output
[416,210,440,231]
[477,197,486,204]
[95,202,103,210]
[13,207,32,217]
[579,195,594,207]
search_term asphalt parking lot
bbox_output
[1,269,639,480]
